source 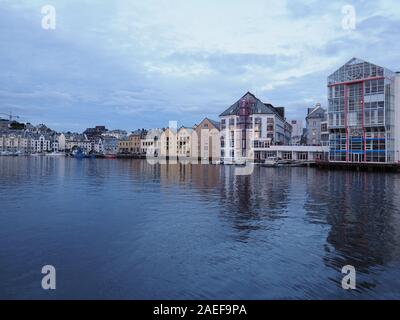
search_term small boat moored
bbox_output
[261,157,280,167]
[46,152,65,156]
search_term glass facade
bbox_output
[328,58,396,163]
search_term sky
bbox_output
[1,0,400,132]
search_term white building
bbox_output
[58,133,66,151]
[30,134,52,153]
[141,129,162,157]
[254,145,329,162]
[93,139,103,154]
[290,119,303,145]
[177,127,195,158]
[219,92,292,162]
[0,133,30,153]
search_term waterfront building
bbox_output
[51,136,59,152]
[177,127,194,158]
[305,103,327,146]
[102,136,119,155]
[58,133,66,151]
[118,129,147,154]
[321,120,329,146]
[0,131,62,154]
[160,128,177,159]
[253,145,329,162]
[327,57,398,163]
[0,133,30,153]
[194,118,220,161]
[93,139,103,154]
[219,92,292,162]
[30,134,52,153]
[65,134,92,153]
[141,129,162,157]
[290,119,304,145]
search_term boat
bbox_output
[235,158,246,166]
[11,151,21,156]
[71,148,86,159]
[261,157,280,167]
[104,154,117,159]
[288,161,308,167]
[46,152,65,156]
[222,159,235,165]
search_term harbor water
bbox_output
[1,156,400,299]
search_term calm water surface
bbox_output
[1,157,400,299]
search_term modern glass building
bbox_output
[328,58,397,163]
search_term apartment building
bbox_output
[194,118,220,161]
[219,92,292,162]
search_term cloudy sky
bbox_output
[1,0,400,132]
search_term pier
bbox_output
[315,161,400,173]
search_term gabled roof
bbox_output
[328,57,395,84]
[197,117,220,130]
[306,104,326,121]
[207,118,220,129]
[178,126,193,134]
[307,104,325,115]
[219,92,282,119]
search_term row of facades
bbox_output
[218,57,400,164]
[1,58,399,164]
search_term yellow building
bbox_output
[194,118,220,162]
[118,129,147,154]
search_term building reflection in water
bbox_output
[2,157,400,298]
[305,169,400,291]
[217,166,292,242]
[136,162,293,242]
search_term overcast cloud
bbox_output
[1,0,400,131]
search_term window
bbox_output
[283,152,292,160]
[298,152,308,160]
[221,119,226,130]
[365,79,384,95]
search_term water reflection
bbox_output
[1,157,400,299]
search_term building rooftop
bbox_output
[219,92,285,120]
[328,57,396,85]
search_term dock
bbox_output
[315,161,400,173]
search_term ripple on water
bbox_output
[1,157,400,299]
